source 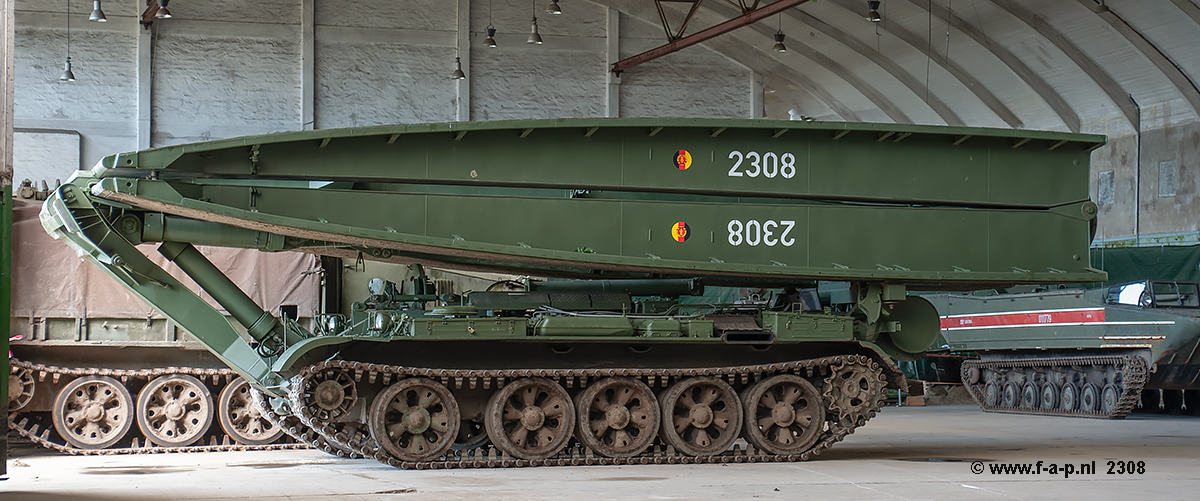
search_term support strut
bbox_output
[612,0,809,74]
[158,241,283,344]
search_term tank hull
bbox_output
[926,282,1200,418]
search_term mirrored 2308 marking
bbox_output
[728,151,796,179]
[728,219,796,247]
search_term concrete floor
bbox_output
[2,405,1197,500]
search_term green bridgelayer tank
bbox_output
[926,281,1200,419]
[35,118,1105,468]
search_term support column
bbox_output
[0,0,13,479]
[137,24,153,148]
[301,0,314,130]
[605,8,620,118]
[455,0,470,122]
[750,72,763,119]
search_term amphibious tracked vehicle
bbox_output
[926,281,1200,419]
[33,118,1104,467]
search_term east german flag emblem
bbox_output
[671,222,690,242]
[675,150,692,170]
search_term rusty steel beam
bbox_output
[141,0,160,26]
[613,0,809,74]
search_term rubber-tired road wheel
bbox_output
[136,374,214,447]
[485,377,574,460]
[369,377,460,462]
[218,377,286,445]
[53,375,134,449]
[741,374,824,455]
[574,377,659,458]
[659,376,742,456]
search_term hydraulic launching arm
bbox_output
[40,118,1106,396]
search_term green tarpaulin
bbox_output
[1091,244,1200,285]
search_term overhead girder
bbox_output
[700,34,864,120]
[825,0,1023,128]
[1078,0,1200,120]
[599,0,862,120]
[902,0,1082,132]
[636,0,912,122]
[706,1,960,125]
[140,0,161,26]
[987,0,1138,129]
[605,0,1026,128]
[654,0,708,41]
[613,0,810,74]
[777,8,967,126]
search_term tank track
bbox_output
[960,355,1148,419]
[286,354,886,469]
[6,358,307,455]
[250,386,347,457]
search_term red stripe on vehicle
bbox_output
[940,309,1105,329]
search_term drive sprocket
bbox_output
[823,358,887,426]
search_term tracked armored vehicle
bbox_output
[35,118,1104,467]
[6,193,320,452]
[926,281,1200,419]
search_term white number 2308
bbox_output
[728,219,795,247]
[727,151,796,179]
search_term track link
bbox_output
[960,355,1148,419]
[6,358,306,455]
[287,354,887,469]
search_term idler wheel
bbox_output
[136,374,214,447]
[53,375,134,449]
[1060,383,1079,411]
[1040,382,1059,410]
[574,377,660,458]
[659,376,742,456]
[370,378,459,462]
[742,374,824,455]
[1001,381,1019,409]
[218,377,285,445]
[485,377,575,460]
[8,364,36,412]
[303,369,357,421]
[1020,382,1039,409]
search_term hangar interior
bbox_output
[2,0,1200,491]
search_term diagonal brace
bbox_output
[614,0,809,74]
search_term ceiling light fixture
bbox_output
[546,0,562,15]
[484,0,497,47]
[485,26,498,47]
[772,32,787,53]
[60,0,75,81]
[772,15,786,53]
[528,2,543,44]
[528,18,542,44]
[866,1,882,22]
[451,56,466,80]
[89,0,107,22]
[156,0,172,19]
